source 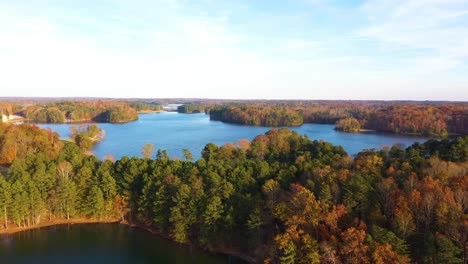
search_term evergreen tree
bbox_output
[183,149,193,161]
[371,225,409,255]
[0,175,11,228]
[10,181,29,227]
[56,178,77,220]
[26,180,43,225]
[86,185,105,219]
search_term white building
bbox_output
[1,114,8,123]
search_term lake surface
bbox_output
[38,112,430,160]
[0,224,233,264]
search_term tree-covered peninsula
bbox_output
[176,101,467,137]
[209,106,303,126]
[22,101,139,123]
[0,122,467,263]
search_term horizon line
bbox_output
[0,96,467,103]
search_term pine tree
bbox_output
[169,184,192,243]
[87,185,105,219]
[433,233,463,264]
[0,175,11,228]
[183,149,193,161]
[26,180,43,225]
[56,178,77,220]
[10,181,29,227]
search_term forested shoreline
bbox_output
[201,102,467,137]
[3,99,467,136]
[209,106,303,126]
[1,101,143,124]
[24,101,140,123]
[0,121,467,263]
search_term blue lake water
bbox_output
[38,112,430,160]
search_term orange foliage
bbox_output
[339,227,371,264]
[372,242,410,264]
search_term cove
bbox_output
[38,112,430,160]
[0,223,239,264]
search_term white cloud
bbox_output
[358,0,468,75]
[0,0,466,100]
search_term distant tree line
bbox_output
[177,104,206,114]
[4,99,466,136]
[189,102,467,137]
[22,101,139,123]
[209,106,303,126]
[129,102,162,112]
[0,122,467,263]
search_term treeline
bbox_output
[22,101,139,123]
[203,102,467,136]
[1,123,467,263]
[177,104,206,113]
[129,102,162,113]
[209,106,303,126]
[365,104,462,137]
[5,99,466,136]
[300,102,467,136]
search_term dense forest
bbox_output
[0,122,467,263]
[209,106,303,126]
[177,104,206,114]
[0,103,15,117]
[195,102,467,137]
[21,101,139,123]
[129,102,162,113]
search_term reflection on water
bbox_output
[0,224,233,264]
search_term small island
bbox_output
[335,117,361,133]
[70,124,105,152]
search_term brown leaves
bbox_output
[339,227,371,264]
[372,242,410,264]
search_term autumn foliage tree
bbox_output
[0,122,466,264]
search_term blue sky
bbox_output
[0,0,467,100]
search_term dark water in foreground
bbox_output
[38,112,430,160]
[0,224,234,264]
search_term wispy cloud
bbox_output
[357,0,468,75]
[0,0,466,100]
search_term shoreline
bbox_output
[23,118,138,125]
[0,218,119,235]
[137,110,165,114]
